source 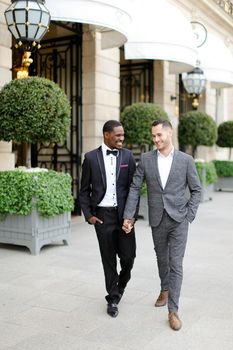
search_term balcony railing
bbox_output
[214,0,233,17]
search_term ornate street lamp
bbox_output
[182,66,206,109]
[182,21,207,109]
[4,0,51,78]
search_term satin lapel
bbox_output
[164,150,178,189]
[153,150,163,189]
[116,149,122,181]
[96,147,106,188]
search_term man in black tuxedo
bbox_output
[79,120,137,318]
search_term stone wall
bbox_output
[82,25,120,154]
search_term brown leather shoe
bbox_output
[154,290,168,307]
[168,312,182,331]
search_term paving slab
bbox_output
[0,191,232,349]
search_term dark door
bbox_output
[31,22,82,214]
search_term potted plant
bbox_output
[178,111,217,158]
[213,160,233,191]
[121,102,169,154]
[0,168,74,254]
[0,76,71,166]
[195,160,218,201]
[216,121,233,160]
[0,77,73,254]
[121,102,169,219]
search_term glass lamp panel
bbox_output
[41,12,50,26]
[17,24,26,37]
[28,9,41,24]
[5,11,14,25]
[29,2,40,10]
[14,9,26,23]
[28,24,38,39]
[15,1,27,9]
[9,25,20,39]
[35,26,46,40]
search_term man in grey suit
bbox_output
[123,119,202,331]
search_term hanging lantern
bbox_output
[182,66,206,108]
[4,0,51,50]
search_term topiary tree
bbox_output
[0,77,71,144]
[120,102,169,149]
[216,121,233,160]
[178,111,217,158]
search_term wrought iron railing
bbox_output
[214,0,233,17]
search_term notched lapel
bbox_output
[97,147,107,188]
[153,150,163,189]
[164,150,178,189]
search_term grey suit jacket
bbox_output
[124,149,202,227]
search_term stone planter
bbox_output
[214,177,233,191]
[201,184,214,202]
[138,195,148,220]
[0,209,71,255]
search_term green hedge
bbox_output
[195,161,218,186]
[213,160,233,177]
[0,169,74,217]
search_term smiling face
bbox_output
[104,125,125,149]
[151,123,173,154]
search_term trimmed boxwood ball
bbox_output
[216,121,233,160]
[178,111,217,156]
[217,121,233,148]
[0,77,71,143]
[121,102,169,146]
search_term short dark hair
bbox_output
[103,120,122,133]
[152,119,172,129]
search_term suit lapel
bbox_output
[116,149,122,181]
[164,149,178,189]
[96,146,107,188]
[153,150,163,189]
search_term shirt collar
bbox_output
[102,143,119,155]
[158,147,174,158]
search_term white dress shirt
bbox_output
[98,143,118,207]
[157,148,174,189]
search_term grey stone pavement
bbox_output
[0,191,233,350]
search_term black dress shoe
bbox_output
[107,303,119,318]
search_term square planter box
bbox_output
[214,177,233,191]
[0,209,71,255]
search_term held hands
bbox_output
[88,216,103,225]
[122,219,135,234]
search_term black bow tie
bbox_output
[106,149,119,156]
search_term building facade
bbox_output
[1,0,233,210]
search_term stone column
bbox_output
[153,60,179,148]
[82,25,120,154]
[0,0,15,170]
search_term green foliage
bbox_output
[195,161,218,186]
[216,121,233,148]
[121,102,169,145]
[140,182,148,196]
[0,170,74,217]
[178,111,217,155]
[213,160,233,177]
[0,77,71,143]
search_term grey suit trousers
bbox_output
[151,210,189,312]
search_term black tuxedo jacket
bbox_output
[79,146,137,222]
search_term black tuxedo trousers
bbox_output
[95,206,136,303]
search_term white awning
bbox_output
[198,33,233,88]
[45,0,131,49]
[124,0,197,73]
